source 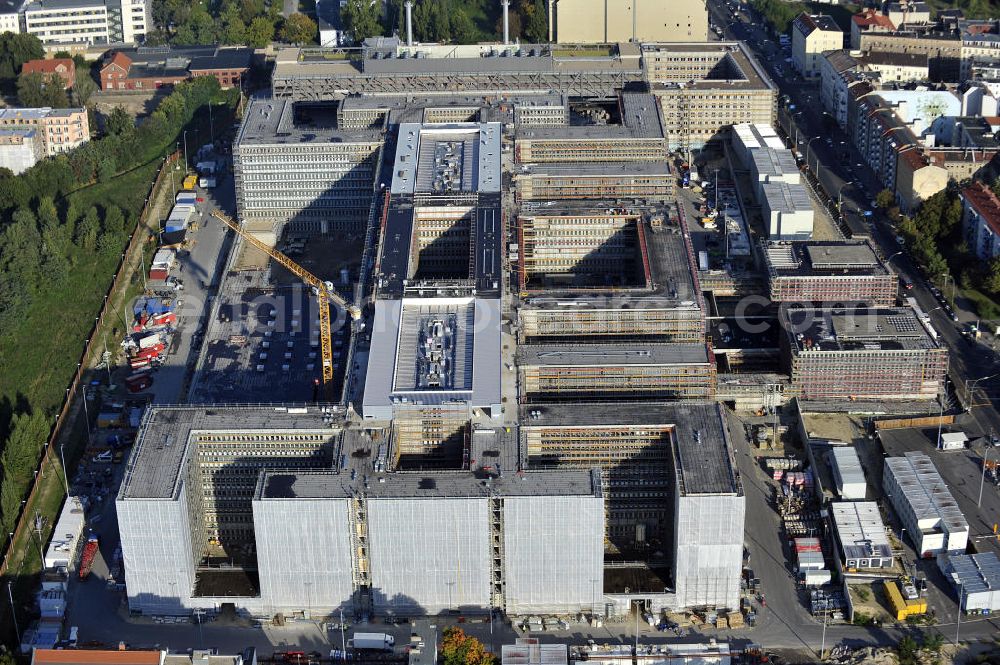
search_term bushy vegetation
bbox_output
[441,628,494,665]
[0,75,235,539]
[343,0,547,45]
[148,0,311,47]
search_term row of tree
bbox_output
[342,0,547,46]
[0,76,228,332]
[149,0,316,46]
[0,74,231,562]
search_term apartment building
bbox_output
[856,31,961,82]
[884,1,931,29]
[961,180,1000,261]
[764,240,897,306]
[846,86,948,212]
[0,0,18,33]
[550,0,707,43]
[643,42,777,151]
[0,129,43,175]
[883,452,969,557]
[851,8,896,49]
[779,306,948,401]
[22,0,148,47]
[961,19,1000,79]
[792,14,843,79]
[0,107,89,156]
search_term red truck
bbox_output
[79,535,99,580]
[125,375,153,393]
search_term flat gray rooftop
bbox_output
[236,97,382,146]
[517,93,662,141]
[519,401,740,495]
[784,307,940,352]
[766,240,889,277]
[119,406,342,500]
[255,467,602,499]
[517,343,709,366]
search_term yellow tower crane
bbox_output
[211,210,361,395]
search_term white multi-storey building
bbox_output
[22,0,148,47]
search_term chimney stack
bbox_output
[405,0,413,46]
[502,0,510,44]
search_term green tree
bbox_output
[451,8,477,43]
[36,196,60,235]
[75,206,100,251]
[73,67,98,105]
[219,2,248,44]
[897,635,918,665]
[341,0,383,43]
[102,204,125,234]
[16,71,70,108]
[985,257,1000,294]
[523,0,547,42]
[246,16,276,48]
[921,632,945,654]
[875,188,896,210]
[281,12,317,44]
[0,411,49,533]
[0,32,44,83]
[106,106,133,137]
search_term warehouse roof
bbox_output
[516,343,710,366]
[255,467,603,499]
[761,181,812,214]
[830,501,893,561]
[885,452,968,536]
[519,401,741,496]
[940,552,1000,595]
[118,406,343,500]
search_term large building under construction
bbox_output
[764,240,897,306]
[517,343,716,401]
[520,402,745,611]
[116,406,604,617]
[779,306,948,400]
[643,42,778,150]
[516,211,703,341]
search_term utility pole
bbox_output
[340,608,347,661]
[7,580,19,644]
[978,434,993,508]
[955,580,964,645]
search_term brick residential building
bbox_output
[100,45,253,91]
[21,58,76,88]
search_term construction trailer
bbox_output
[883,452,969,557]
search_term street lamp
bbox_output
[965,372,1000,411]
[955,579,964,645]
[7,579,19,644]
[978,437,996,508]
[805,136,822,173]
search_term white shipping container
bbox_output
[802,569,832,586]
